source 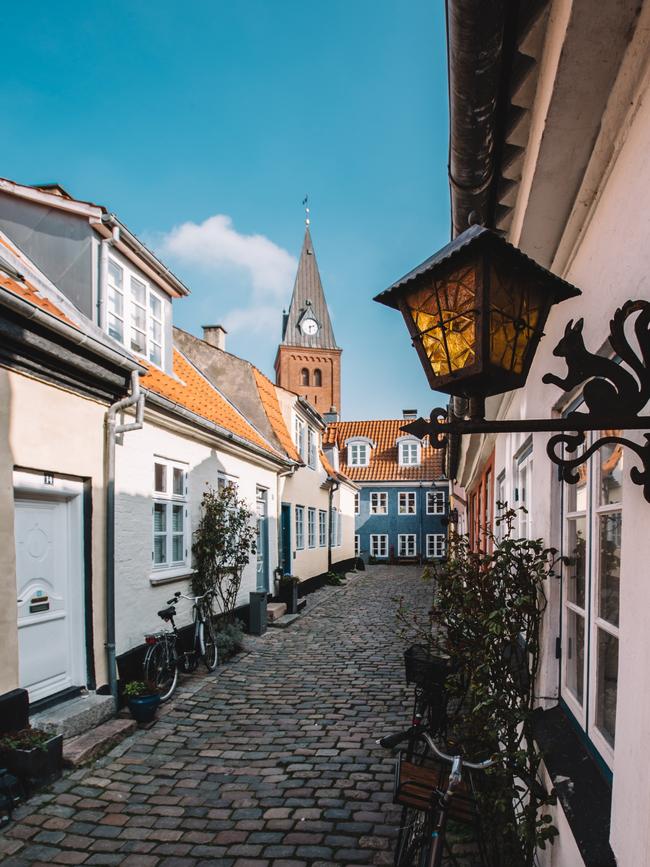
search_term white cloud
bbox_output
[160,214,296,302]
[222,304,280,336]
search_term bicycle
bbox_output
[380,726,499,867]
[143,589,218,701]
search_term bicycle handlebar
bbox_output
[377,727,502,771]
[166,589,214,606]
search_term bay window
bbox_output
[107,257,164,366]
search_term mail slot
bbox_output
[29,594,50,614]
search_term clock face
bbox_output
[301,317,319,336]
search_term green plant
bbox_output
[0,727,52,751]
[398,505,560,867]
[325,570,345,586]
[123,680,158,698]
[216,618,245,660]
[192,484,257,620]
[279,574,299,586]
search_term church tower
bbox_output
[274,220,342,416]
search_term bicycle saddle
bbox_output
[157,606,176,621]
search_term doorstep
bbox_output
[62,718,136,767]
[269,613,301,629]
[31,693,115,739]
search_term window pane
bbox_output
[150,318,162,343]
[172,534,184,562]
[108,287,123,317]
[599,512,621,626]
[566,516,586,608]
[149,293,162,319]
[150,342,162,366]
[132,304,146,331]
[131,329,146,353]
[596,629,618,747]
[131,276,146,305]
[154,463,166,492]
[154,503,167,532]
[108,314,123,342]
[566,610,585,705]
[599,437,623,506]
[172,504,183,533]
[567,464,587,512]
[173,467,184,495]
[108,260,123,288]
[154,535,166,565]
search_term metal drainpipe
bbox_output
[327,479,340,571]
[105,370,144,701]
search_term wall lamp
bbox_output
[375,225,650,501]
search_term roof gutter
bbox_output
[0,285,144,375]
[144,389,295,469]
[447,0,515,237]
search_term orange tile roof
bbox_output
[252,368,302,463]
[324,419,445,481]
[143,350,283,458]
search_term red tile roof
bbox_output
[324,419,445,481]
[252,368,302,463]
[0,237,76,326]
[142,350,284,458]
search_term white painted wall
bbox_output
[114,409,280,654]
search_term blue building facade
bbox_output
[324,417,449,563]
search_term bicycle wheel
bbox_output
[143,640,178,701]
[394,735,434,867]
[200,618,218,672]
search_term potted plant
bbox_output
[277,574,299,614]
[0,727,63,786]
[123,681,161,723]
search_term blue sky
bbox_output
[1,1,450,419]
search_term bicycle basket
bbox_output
[393,750,476,826]
[404,644,449,689]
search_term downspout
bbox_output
[105,370,144,701]
[327,479,340,571]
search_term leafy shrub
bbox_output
[0,728,52,751]
[216,619,245,661]
[123,681,158,698]
[325,571,345,586]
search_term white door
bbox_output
[14,494,83,702]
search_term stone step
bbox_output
[31,693,115,739]
[270,613,301,629]
[63,718,137,767]
[267,602,287,622]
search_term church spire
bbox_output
[280,221,338,350]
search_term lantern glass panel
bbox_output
[489,259,547,376]
[406,263,478,378]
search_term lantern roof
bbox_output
[374,225,581,309]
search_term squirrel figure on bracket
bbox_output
[542,299,650,417]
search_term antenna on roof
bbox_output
[302,194,310,227]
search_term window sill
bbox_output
[149,567,195,586]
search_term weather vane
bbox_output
[302,195,310,226]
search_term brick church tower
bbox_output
[274,222,342,416]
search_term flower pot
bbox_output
[127,693,161,723]
[0,733,63,785]
[278,580,298,614]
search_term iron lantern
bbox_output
[374,225,581,399]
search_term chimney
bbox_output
[323,406,339,424]
[402,408,417,420]
[202,324,227,351]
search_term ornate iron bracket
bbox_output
[403,300,650,502]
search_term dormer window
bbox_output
[107,255,164,367]
[345,436,376,467]
[398,437,421,466]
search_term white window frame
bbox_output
[398,534,417,557]
[426,534,446,559]
[496,470,507,541]
[354,534,360,556]
[398,491,417,515]
[560,417,622,770]
[349,442,369,467]
[107,255,164,367]
[318,510,327,547]
[354,492,360,515]
[370,492,388,515]
[152,459,188,570]
[294,416,307,462]
[426,490,445,515]
[370,534,388,559]
[295,505,305,550]
[307,427,317,469]
[307,507,316,548]
[514,440,533,539]
[398,440,421,466]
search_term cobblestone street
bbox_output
[1,565,432,867]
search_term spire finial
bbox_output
[302,194,310,227]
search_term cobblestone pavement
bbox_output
[1,565,433,867]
